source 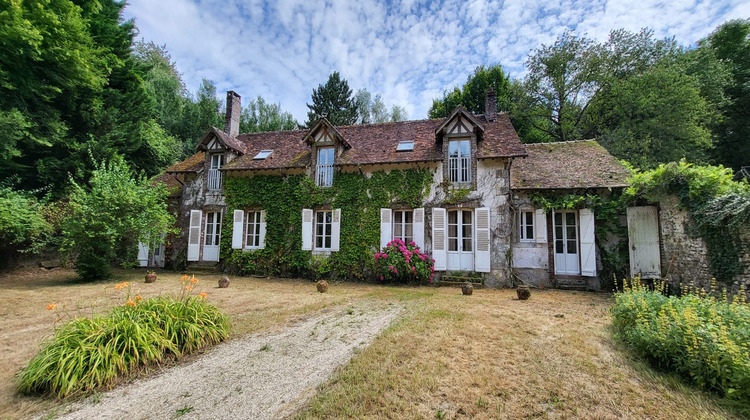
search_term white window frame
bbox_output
[448,139,471,184]
[316,147,334,187]
[245,210,262,249]
[208,153,223,190]
[392,210,414,244]
[447,209,473,252]
[204,211,222,246]
[519,209,535,242]
[314,210,333,250]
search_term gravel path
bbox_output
[54,300,403,420]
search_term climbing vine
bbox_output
[221,169,432,280]
[531,191,629,287]
[625,161,750,284]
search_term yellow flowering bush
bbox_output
[612,278,750,403]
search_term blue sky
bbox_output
[124,0,749,122]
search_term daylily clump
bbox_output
[374,238,434,284]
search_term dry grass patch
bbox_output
[297,288,739,419]
[0,268,384,419]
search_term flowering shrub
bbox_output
[374,239,434,284]
[611,278,750,403]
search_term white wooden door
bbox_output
[447,209,474,271]
[627,206,661,279]
[553,210,580,275]
[203,211,222,261]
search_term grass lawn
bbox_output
[0,268,740,419]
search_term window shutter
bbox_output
[580,208,596,277]
[231,210,244,249]
[380,208,392,249]
[187,210,202,261]
[475,207,491,273]
[137,242,149,267]
[259,210,267,249]
[535,209,547,244]
[413,208,425,250]
[331,208,341,251]
[431,208,447,271]
[301,209,313,250]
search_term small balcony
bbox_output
[316,164,333,187]
[208,168,222,190]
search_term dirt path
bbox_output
[54,300,403,420]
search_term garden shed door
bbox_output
[627,206,661,279]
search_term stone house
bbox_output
[148,91,632,289]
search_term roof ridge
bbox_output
[527,139,598,146]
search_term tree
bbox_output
[354,89,407,124]
[428,65,512,118]
[239,96,298,133]
[0,185,51,266]
[595,64,712,169]
[521,32,603,142]
[180,79,224,156]
[62,157,176,280]
[305,71,358,127]
[697,19,750,170]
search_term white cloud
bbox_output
[125,0,750,122]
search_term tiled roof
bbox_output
[222,113,526,171]
[165,152,204,173]
[152,172,185,198]
[510,140,630,190]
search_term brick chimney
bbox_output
[225,91,241,137]
[484,89,497,122]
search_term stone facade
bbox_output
[658,195,750,298]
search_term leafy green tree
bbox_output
[595,65,712,169]
[354,88,407,124]
[521,32,602,142]
[180,79,224,155]
[0,0,106,192]
[697,19,750,170]
[428,65,511,118]
[240,96,298,133]
[62,157,176,280]
[305,71,358,127]
[0,185,51,264]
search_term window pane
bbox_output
[459,140,470,156]
[325,236,331,248]
[556,240,564,253]
[325,211,332,224]
[566,212,575,226]
[567,226,577,240]
[448,224,457,238]
[554,212,562,225]
[394,223,403,238]
[525,212,533,225]
[448,211,457,224]
[449,141,459,156]
[526,225,534,239]
[568,240,576,254]
[394,211,402,224]
[463,238,472,252]
[404,211,413,224]
[462,211,472,225]
[405,223,413,238]
[449,238,458,251]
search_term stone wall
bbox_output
[659,195,750,298]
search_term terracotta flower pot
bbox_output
[516,285,531,300]
[461,282,473,295]
[316,280,329,293]
[145,272,156,283]
[218,276,230,288]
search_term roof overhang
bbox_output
[302,117,351,149]
[435,106,485,140]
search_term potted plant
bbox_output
[516,284,531,300]
[461,282,473,295]
[145,270,157,283]
[316,280,329,293]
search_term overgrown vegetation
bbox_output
[17,279,229,398]
[625,160,750,283]
[612,278,750,411]
[222,169,432,280]
[374,239,434,284]
[62,157,176,280]
[0,185,51,258]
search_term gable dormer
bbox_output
[196,128,245,191]
[302,118,351,187]
[435,107,484,187]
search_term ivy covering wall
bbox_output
[221,169,432,280]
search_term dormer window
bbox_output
[208,153,223,190]
[448,139,471,183]
[316,147,334,187]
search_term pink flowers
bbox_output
[374,239,435,284]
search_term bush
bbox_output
[0,185,51,255]
[374,239,434,284]
[611,278,750,403]
[18,285,229,398]
[62,157,176,280]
